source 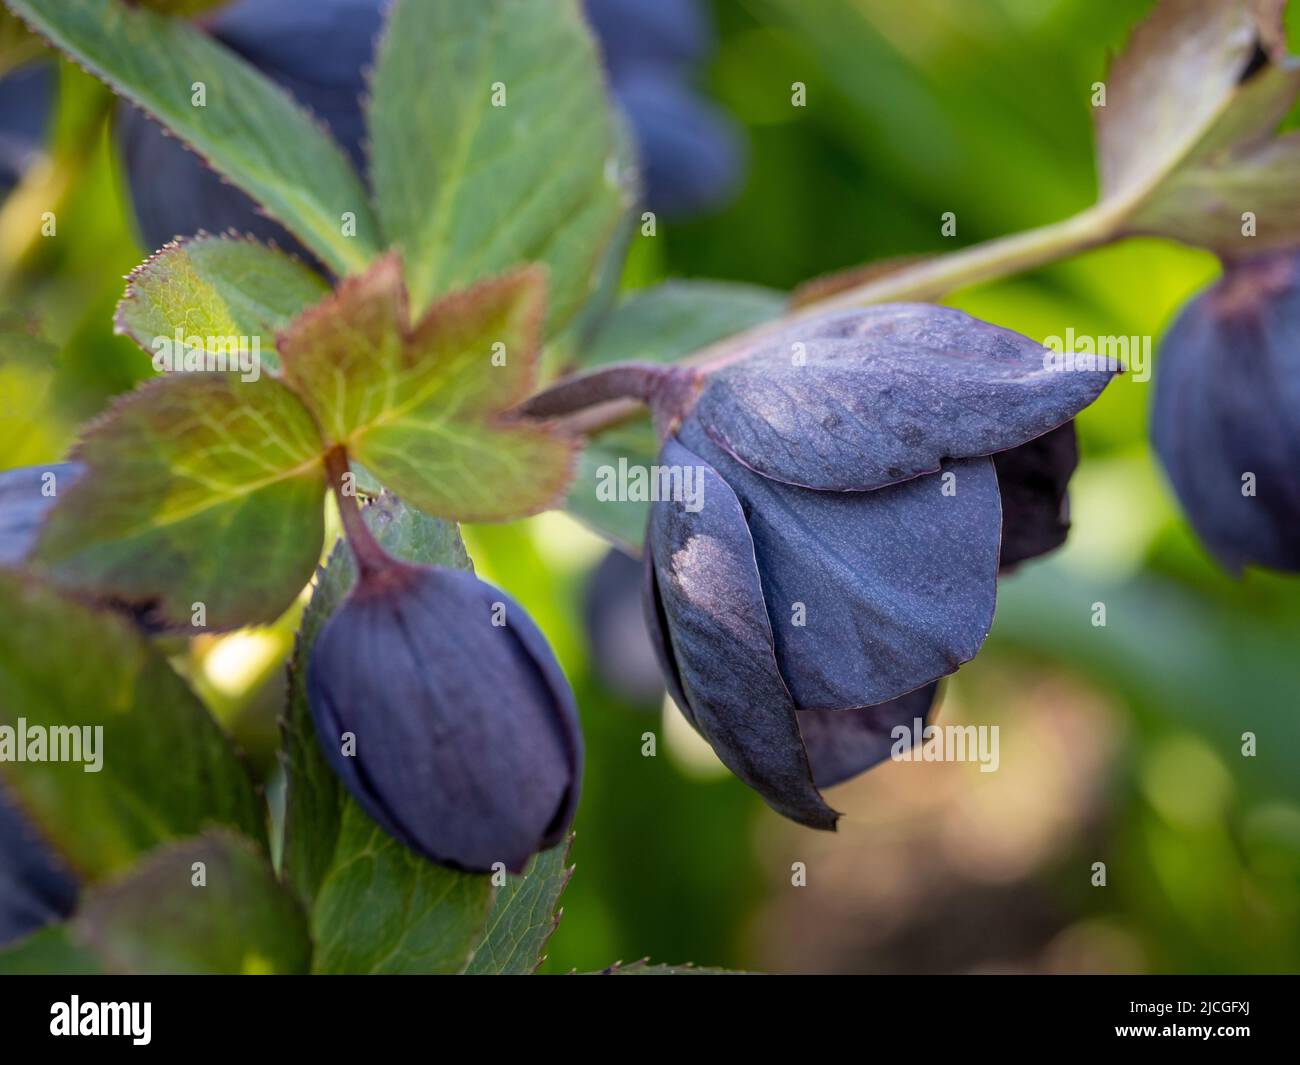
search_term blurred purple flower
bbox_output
[0,63,53,197]
[585,0,744,217]
[1153,249,1300,573]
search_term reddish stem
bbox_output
[520,362,703,438]
[324,446,392,582]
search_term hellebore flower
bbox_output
[643,304,1114,825]
[117,0,741,256]
[0,784,77,947]
[1152,250,1300,573]
[307,558,582,873]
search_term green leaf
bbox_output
[368,0,627,331]
[0,8,43,78]
[310,804,494,975]
[1095,0,1300,255]
[282,491,492,974]
[0,572,265,879]
[1095,0,1292,201]
[0,317,68,468]
[466,837,573,974]
[279,255,576,522]
[578,281,785,369]
[73,831,310,974]
[115,236,330,375]
[565,419,660,554]
[8,0,379,273]
[1127,130,1300,252]
[34,372,326,630]
[0,925,103,975]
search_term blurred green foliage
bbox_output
[3,0,1298,973]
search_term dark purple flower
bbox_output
[307,560,582,873]
[798,683,939,790]
[643,304,1113,825]
[1152,250,1300,573]
[0,784,77,947]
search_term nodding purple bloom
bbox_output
[307,561,582,873]
[1152,250,1300,573]
[117,0,741,258]
[0,784,77,947]
[643,304,1113,826]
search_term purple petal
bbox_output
[993,422,1079,571]
[692,303,1114,492]
[0,64,54,194]
[640,548,694,722]
[647,438,837,829]
[679,418,1000,712]
[799,684,939,789]
[583,0,714,73]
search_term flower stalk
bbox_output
[323,446,392,583]
[531,200,1129,437]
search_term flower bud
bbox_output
[307,562,582,873]
[1152,250,1300,572]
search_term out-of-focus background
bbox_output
[4,0,1299,973]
